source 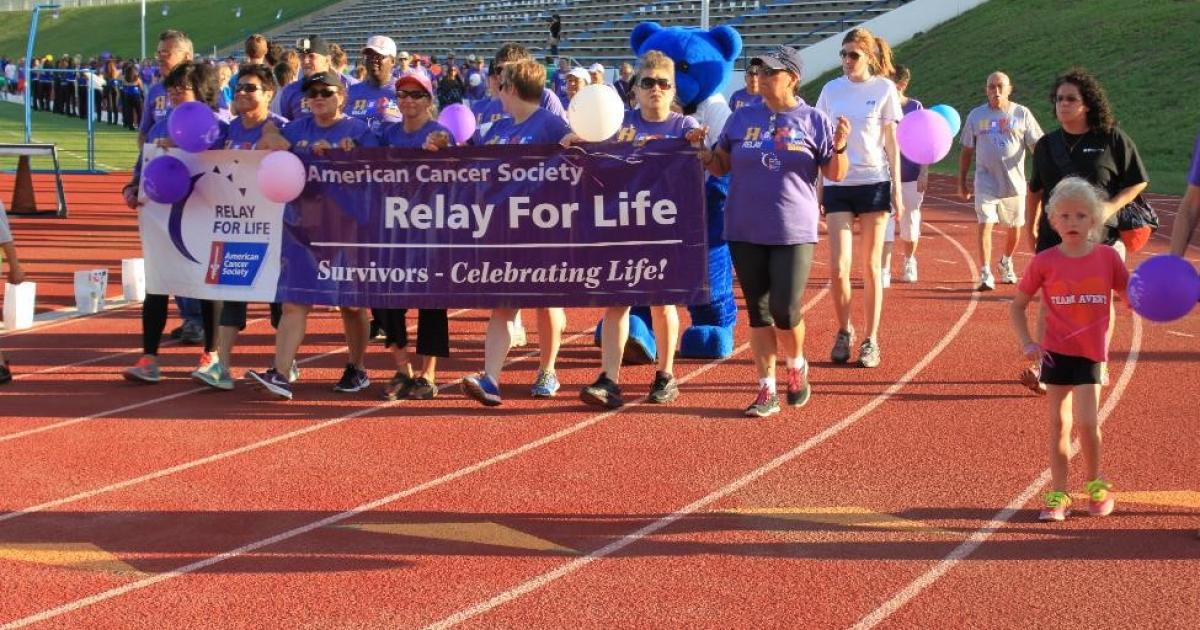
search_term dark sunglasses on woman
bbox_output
[638,77,673,90]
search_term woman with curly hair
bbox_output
[1022,68,1148,394]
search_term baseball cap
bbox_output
[397,50,411,61]
[295,35,331,56]
[363,35,397,58]
[396,71,433,96]
[567,67,591,84]
[467,54,477,62]
[301,71,342,91]
[588,63,605,74]
[750,45,803,76]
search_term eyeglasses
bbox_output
[306,88,338,99]
[763,68,789,77]
[839,50,863,60]
[166,84,193,93]
[637,77,673,90]
[396,89,430,100]
[1054,94,1082,103]
[234,83,262,93]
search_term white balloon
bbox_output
[567,84,625,142]
[469,73,482,87]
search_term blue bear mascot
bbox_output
[599,22,740,363]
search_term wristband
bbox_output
[1023,342,1041,355]
[833,144,847,154]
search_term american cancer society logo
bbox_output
[206,242,268,286]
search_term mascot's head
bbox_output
[630,21,742,110]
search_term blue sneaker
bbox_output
[530,369,560,398]
[247,368,293,400]
[463,373,502,406]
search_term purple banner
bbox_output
[276,140,709,308]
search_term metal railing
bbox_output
[0,0,138,10]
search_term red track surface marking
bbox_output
[850,317,1143,629]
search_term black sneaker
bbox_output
[333,364,370,393]
[168,325,185,340]
[831,329,854,363]
[0,361,11,385]
[369,320,386,342]
[744,385,780,418]
[179,320,205,345]
[408,377,439,400]
[647,371,679,404]
[381,371,414,401]
[785,365,811,407]
[580,373,624,409]
[247,368,293,400]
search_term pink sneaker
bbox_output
[1086,479,1115,517]
[1038,491,1072,522]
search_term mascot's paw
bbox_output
[679,324,734,359]
[592,315,657,365]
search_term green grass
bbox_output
[0,0,331,61]
[0,100,139,171]
[800,0,1200,195]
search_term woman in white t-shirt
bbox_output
[816,27,903,369]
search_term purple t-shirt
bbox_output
[277,73,353,122]
[481,107,571,145]
[614,110,699,142]
[729,88,762,112]
[139,82,169,136]
[899,98,925,182]
[472,97,505,127]
[717,101,835,245]
[382,119,452,148]
[344,80,402,135]
[1189,132,1200,187]
[134,114,229,183]
[225,112,289,150]
[281,116,379,150]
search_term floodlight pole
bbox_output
[23,3,61,144]
[141,0,147,60]
[701,0,710,29]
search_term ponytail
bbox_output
[873,36,895,80]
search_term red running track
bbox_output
[0,175,1197,629]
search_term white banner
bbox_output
[138,149,284,302]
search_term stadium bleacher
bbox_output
[270,0,908,69]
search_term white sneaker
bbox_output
[881,273,891,289]
[901,257,918,283]
[978,267,995,291]
[508,311,527,347]
[998,256,1017,284]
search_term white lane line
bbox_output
[421,221,981,629]
[0,284,823,629]
[1166,330,1195,338]
[0,309,467,442]
[850,316,1143,630]
[935,258,956,264]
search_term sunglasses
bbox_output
[745,69,761,77]
[306,88,338,99]
[396,89,430,100]
[763,68,789,77]
[839,50,863,60]
[234,83,263,93]
[1054,94,1082,103]
[638,77,673,90]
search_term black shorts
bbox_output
[728,241,814,329]
[219,301,284,330]
[823,182,892,216]
[1040,350,1101,386]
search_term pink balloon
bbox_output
[897,109,952,165]
[257,151,306,203]
[437,103,476,145]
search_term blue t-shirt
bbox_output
[277,73,353,122]
[614,110,699,143]
[481,107,571,145]
[134,112,229,182]
[899,98,924,183]
[281,116,379,151]
[465,70,487,101]
[729,88,763,112]
[717,101,834,245]
[139,82,169,136]
[226,112,289,150]
[344,80,402,135]
[382,119,453,148]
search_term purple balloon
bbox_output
[143,156,192,204]
[897,109,952,165]
[168,101,220,153]
[1128,255,1200,322]
[437,103,477,145]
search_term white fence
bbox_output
[0,0,144,11]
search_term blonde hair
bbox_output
[842,27,894,79]
[502,59,545,102]
[637,50,674,77]
[1047,176,1109,242]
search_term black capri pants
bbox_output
[370,308,450,357]
[729,241,814,329]
[219,301,284,330]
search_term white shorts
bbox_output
[886,180,923,243]
[976,195,1024,228]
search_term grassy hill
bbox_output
[799,0,1200,194]
[0,0,332,61]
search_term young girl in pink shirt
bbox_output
[1009,177,1128,522]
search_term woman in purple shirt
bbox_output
[122,61,229,384]
[698,46,850,417]
[568,50,699,410]
[375,72,455,401]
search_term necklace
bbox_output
[1063,130,1088,154]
